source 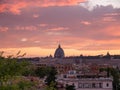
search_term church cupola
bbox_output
[54,44,65,58]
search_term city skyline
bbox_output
[0,0,120,57]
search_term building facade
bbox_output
[57,70,113,90]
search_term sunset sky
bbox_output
[0,0,120,57]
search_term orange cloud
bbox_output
[0,0,86,14]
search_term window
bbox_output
[63,75,67,78]
[106,83,109,87]
[84,83,90,88]
[99,83,102,88]
[92,83,95,88]
[77,75,81,78]
[79,83,83,88]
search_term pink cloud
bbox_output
[0,26,9,32]
[21,38,28,42]
[81,21,91,25]
[102,16,116,22]
[15,25,38,31]
[0,0,86,14]
[104,25,120,36]
[48,27,69,31]
[33,14,40,18]
[38,24,48,27]
[104,13,120,16]
[0,2,27,14]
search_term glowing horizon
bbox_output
[0,46,120,57]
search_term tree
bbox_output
[35,67,51,78]
[99,67,120,90]
[110,68,120,90]
[45,67,57,86]
[0,51,35,90]
[17,80,35,90]
[65,84,76,90]
[22,64,35,76]
[45,81,57,90]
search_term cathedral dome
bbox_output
[54,44,65,58]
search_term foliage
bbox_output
[110,68,120,90]
[0,51,35,90]
[0,80,35,90]
[0,58,29,84]
[22,64,35,76]
[45,81,57,90]
[45,67,57,86]
[35,66,52,78]
[0,85,19,90]
[65,84,76,90]
[99,67,120,90]
[17,80,35,90]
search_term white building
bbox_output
[58,78,113,90]
[57,70,113,90]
